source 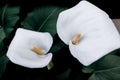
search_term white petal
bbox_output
[57,1,120,66]
[7,28,53,68]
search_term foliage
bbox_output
[21,6,66,52]
[83,50,120,80]
[0,1,120,80]
[0,5,20,78]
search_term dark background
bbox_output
[0,0,120,19]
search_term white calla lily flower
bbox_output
[7,28,53,68]
[57,1,120,66]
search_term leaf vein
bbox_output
[1,4,8,26]
[38,8,58,31]
[95,67,120,73]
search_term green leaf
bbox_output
[56,68,71,80]
[88,54,120,80]
[0,28,6,42]
[21,6,66,52]
[0,55,9,78]
[0,5,20,78]
[82,66,94,73]
[0,47,8,78]
[21,6,66,36]
[0,26,5,51]
[0,5,20,37]
[50,37,65,52]
[0,42,3,51]
[50,41,65,52]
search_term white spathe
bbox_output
[57,1,120,66]
[7,28,53,68]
